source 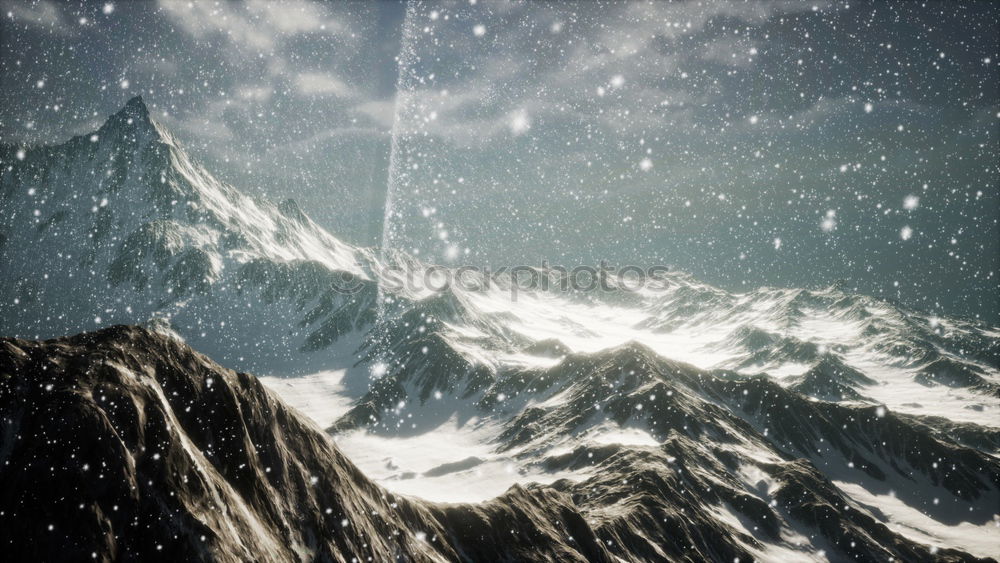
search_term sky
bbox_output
[1,0,998,322]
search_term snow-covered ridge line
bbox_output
[0,97,374,373]
[360,255,999,431]
[3,97,997,402]
[3,96,1000,561]
[5,325,995,562]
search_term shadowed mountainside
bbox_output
[1,327,994,562]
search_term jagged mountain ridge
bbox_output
[1,326,992,562]
[327,276,1000,557]
[3,97,997,404]
[3,98,1000,560]
[336,336,1000,556]
[0,326,622,562]
[345,271,1000,438]
[0,97,376,373]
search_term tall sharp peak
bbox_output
[121,95,151,119]
[98,95,159,138]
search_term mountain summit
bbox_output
[0,98,375,373]
[2,97,999,560]
[106,95,155,130]
[89,95,164,155]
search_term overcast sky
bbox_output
[2,0,998,321]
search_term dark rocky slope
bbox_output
[0,326,616,562]
[2,328,995,561]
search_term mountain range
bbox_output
[1,98,998,561]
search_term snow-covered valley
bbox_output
[3,98,999,561]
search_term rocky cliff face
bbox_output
[3,98,999,561]
[0,326,612,562]
[1,327,994,562]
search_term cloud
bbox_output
[246,0,345,35]
[296,72,352,97]
[385,0,841,150]
[353,99,396,129]
[3,0,75,35]
[159,0,274,49]
[700,37,757,68]
[237,85,274,102]
[617,0,833,38]
[167,98,237,143]
[159,0,349,51]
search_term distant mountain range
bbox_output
[1,98,998,561]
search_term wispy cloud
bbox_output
[353,99,396,129]
[246,0,345,35]
[159,0,274,50]
[3,0,75,36]
[159,0,349,51]
[296,72,352,98]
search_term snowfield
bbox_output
[3,98,999,561]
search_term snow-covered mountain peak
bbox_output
[87,95,180,169]
[1,98,374,371]
[3,96,1000,561]
[100,95,156,135]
